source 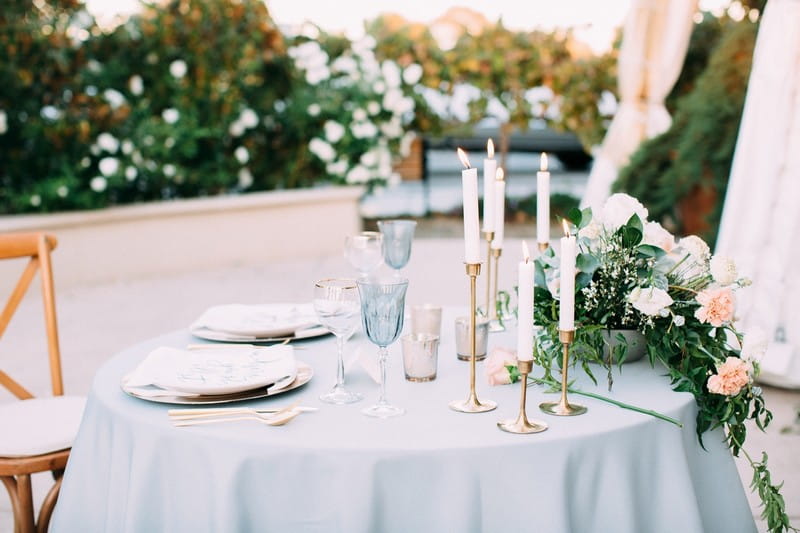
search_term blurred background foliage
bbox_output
[0,0,762,223]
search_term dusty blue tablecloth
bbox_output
[51,308,755,533]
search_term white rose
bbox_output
[162,108,180,124]
[601,193,649,231]
[345,164,370,184]
[628,286,673,316]
[128,75,144,96]
[0,110,7,134]
[309,138,336,162]
[96,132,119,153]
[56,185,68,198]
[642,221,675,252]
[238,168,254,189]
[125,166,137,181]
[239,108,259,129]
[169,59,187,79]
[234,146,250,165]
[403,63,423,85]
[324,120,345,143]
[678,235,711,262]
[98,157,119,177]
[90,176,107,192]
[741,327,768,362]
[710,255,738,285]
[578,219,602,241]
[163,164,176,177]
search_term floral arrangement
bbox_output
[493,193,790,531]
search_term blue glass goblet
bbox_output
[356,278,409,418]
[377,220,417,275]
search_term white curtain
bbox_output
[716,0,800,388]
[581,0,697,210]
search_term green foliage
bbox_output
[615,17,758,245]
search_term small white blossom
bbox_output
[601,193,649,231]
[239,108,258,129]
[673,315,686,327]
[162,108,180,124]
[402,63,423,85]
[96,132,119,153]
[238,168,254,189]
[234,146,250,165]
[121,139,134,155]
[400,132,415,158]
[98,157,119,176]
[129,75,144,96]
[163,164,176,177]
[353,108,367,122]
[0,110,7,134]
[628,286,673,316]
[125,166,137,181]
[40,106,62,121]
[345,164,370,184]
[229,120,245,137]
[103,89,126,109]
[324,120,345,143]
[81,156,92,167]
[164,137,175,149]
[87,59,102,73]
[30,194,41,207]
[308,138,336,162]
[379,117,403,138]
[710,255,738,285]
[274,100,287,113]
[307,103,321,116]
[90,176,107,192]
[331,55,357,75]
[367,101,381,116]
[360,149,379,167]
[372,81,386,94]
[351,121,378,139]
[381,60,402,88]
[169,59,187,79]
[56,185,68,198]
[326,159,348,177]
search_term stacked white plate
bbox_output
[190,303,329,343]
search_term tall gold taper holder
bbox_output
[450,262,497,413]
[497,359,548,433]
[483,231,494,317]
[539,330,587,416]
[538,242,550,253]
[488,247,504,332]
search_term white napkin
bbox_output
[191,304,319,338]
[122,345,296,397]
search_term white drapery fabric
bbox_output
[581,0,697,210]
[716,0,800,388]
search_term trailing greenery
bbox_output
[531,193,793,532]
[614,16,758,246]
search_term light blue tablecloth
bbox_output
[51,308,756,533]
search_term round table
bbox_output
[51,308,755,533]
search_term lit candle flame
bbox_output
[457,147,471,169]
[487,138,495,159]
[540,152,548,172]
[495,167,504,181]
[562,219,570,237]
[522,240,530,263]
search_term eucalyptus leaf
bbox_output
[636,244,666,259]
[621,226,643,247]
[576,272,593,290]
[567,207,582,227]
[626,213,643,233]
[576,253,600,274]
[579,207,593,229]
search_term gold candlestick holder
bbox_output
[538,242,550,253]
[497,360,548,434]
[488,247,504,332]
[450,262,497,413]
[539,330,587,416]
[483,231,494,317]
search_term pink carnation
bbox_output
[485,347,517,386]
[707,357,752,396]
[694,287,735,327]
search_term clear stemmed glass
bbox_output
[344,232,384,278]
[357,278,409,418]
[313,279,363,404]
[377,220,417,275]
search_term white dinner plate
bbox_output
[192,304,319,338]
[190,325,330,343]
[122,362,314,405]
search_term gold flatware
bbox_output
[168,405,317,419]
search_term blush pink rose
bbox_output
[707,357,752,396]
[694,287,735,327]
[485,347,517,386]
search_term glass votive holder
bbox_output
[454,316,489,361]
[410,304,442,337]
[401,333,439,382]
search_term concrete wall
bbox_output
[0,186,363,291]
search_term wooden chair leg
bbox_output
[1,474,35,533]
[36,475,62,533]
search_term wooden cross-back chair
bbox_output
[0,233,85,533]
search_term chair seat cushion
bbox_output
[0,396,86,458]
